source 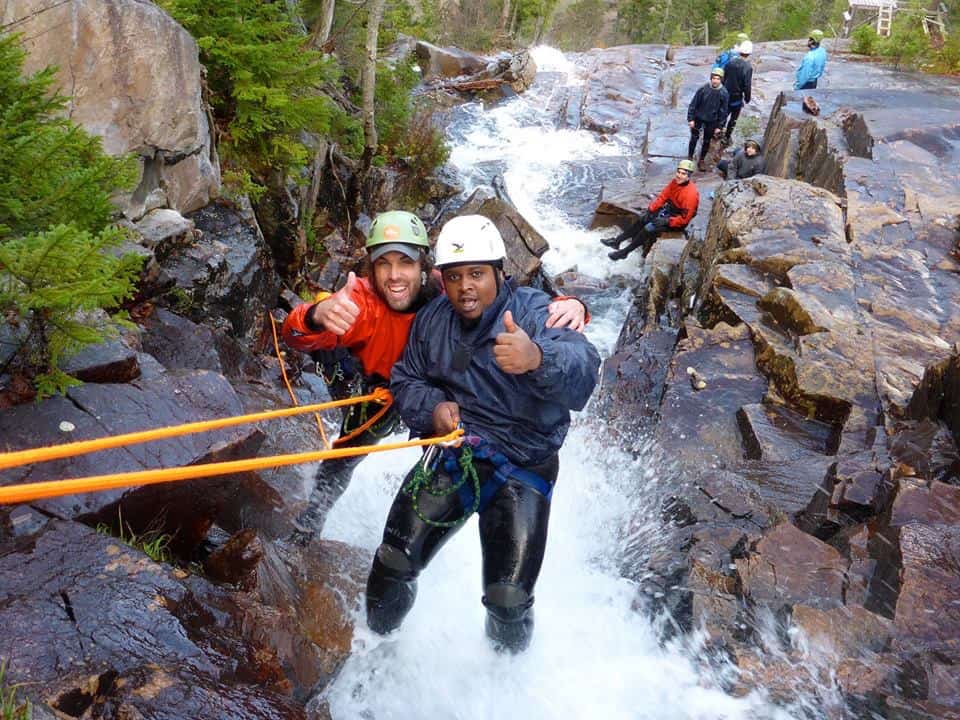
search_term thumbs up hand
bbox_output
[310,272,361,335]
[494,310,542,374]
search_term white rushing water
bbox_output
[320,46,793,720]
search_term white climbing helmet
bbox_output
[434,215,506,269]
[739,40,753,55]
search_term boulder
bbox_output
[159,202,281,342]
[414,41,488,80]
[441,182,549,284]
[0,0,220,216]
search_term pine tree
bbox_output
[158,0,355,179]
[0,33,140,398]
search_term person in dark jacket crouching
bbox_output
[365,214,601,653]
[717,139,766,180]
[602,158,699,261]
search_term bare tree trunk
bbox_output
[310,0,336,48]
[498,0,511,34]
[356,0,387,211]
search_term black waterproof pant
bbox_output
[291,414,399,540]
[366,454,557,653]
[291,348,400,542]
[604,211,664,260]
[724,102,743,140]
[688,119,722,162]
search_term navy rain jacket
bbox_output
[687,83,729,125]
[391,282,601,467]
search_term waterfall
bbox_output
[319,46,795,720]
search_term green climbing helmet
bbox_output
[677,159,697,173]
[366,210,429,261]
[710,67,725,79]
[809,29,824,42]
[744,139,762,152]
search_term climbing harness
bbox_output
[0,390,463,505]
[404,435,480,528]
[403,434,554,528]
[311,350,400,448]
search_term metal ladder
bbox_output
[877,2,894,36]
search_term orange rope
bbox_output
[269,312,329,448]
[0,428,464,505]
[332,395,395,448]
[0,388,391,472]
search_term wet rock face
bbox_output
[0,369,253,527]
[0,519,309,719]
[0,0,219,216]
[584,40,960,714]
[736,522,847,611]
[161,202,281,342]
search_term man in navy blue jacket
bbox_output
[365,214,600,653]
[687,67,729,171]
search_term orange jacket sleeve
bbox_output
[668,183,699,228]
[648,182,672,213]
[280,283,376,354]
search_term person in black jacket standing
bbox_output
[722,40,753,144]
[365,215,600,653]
[687,67,729,171]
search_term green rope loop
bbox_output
[403,445,480,528]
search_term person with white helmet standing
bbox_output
[721,40,754,145]
[365,214,600,653]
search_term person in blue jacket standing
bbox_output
[364,214,600,653]
[795,29,827,90]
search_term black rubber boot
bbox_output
[609,236,646,261]
[483,584,534,653]
[600,234,623,249]
[366,545,418,635]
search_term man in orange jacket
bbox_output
[281,211,586,539]
[601,158,699,261]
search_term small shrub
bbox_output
[670,72,683,108]
[879,13,930,69]
[734,115,761,142]
[0,661,30,720]
[851,24,878,55]
[394,108,451,205]
[96,509,172,564]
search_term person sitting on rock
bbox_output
[687,67,729,172]
[364,215,601,653]
[601,159,700,262]
[795,29,827,90]
[721,41,753,144]
[281,211,587,541]
[717,139,765,180]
